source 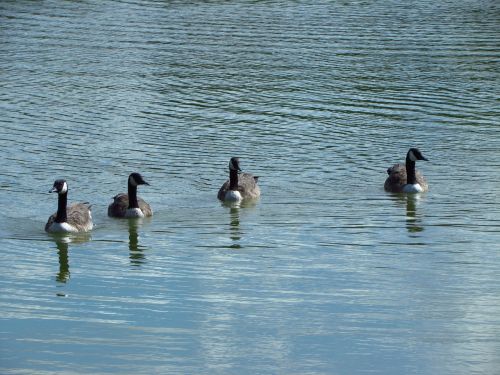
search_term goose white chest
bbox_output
[47,222,79,233]
[125,208,145,218]
[224,190,243,202]
[403,183,424,193]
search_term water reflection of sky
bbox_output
[1,0,499,374]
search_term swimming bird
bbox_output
[45,179,93,233]
[384,148,429,193]
[108,172,153,218]
[218,157,260,202]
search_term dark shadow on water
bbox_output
[127,218,149,267]
[229,206,241,249]
[389,193,425,234]
[48,233,92,284]
[56,240,70,283]
[405,194,424,234]
[221,198,259,250]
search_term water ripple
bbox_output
[1,1,500,374]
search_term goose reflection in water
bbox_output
[128,218,148,266]
[222,199,259,250]
[55,240,70,283]
[390,194,425,234]
[228,206,242,249]
[50,233,91,284]
[405,194,425,234]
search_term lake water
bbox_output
[1,1,499,374]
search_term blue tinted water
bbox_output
[1,1,499,374]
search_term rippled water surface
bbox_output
[1,1,499,374]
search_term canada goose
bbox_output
[218,157,260,202]
[384,148,429,193]
[45,179,93,233]
[108,172,153,218]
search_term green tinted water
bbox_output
[1,1,499,374]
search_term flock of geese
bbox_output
[45,148,429,234]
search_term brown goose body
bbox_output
[46,202,93,233]
[108,173,153,218]
[108,193,153,218]
[217,157,260,202]
[384,148,429,193]
[217,173,260,201]
[384,163,428,193]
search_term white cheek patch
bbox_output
[229,159,241,171]
[408,150,417,162]
[129,175,138,187]
[61,182,68,194]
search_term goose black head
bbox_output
[229,157,242,172]
[50,179,68,194]
[407,148,428,162]
[129,173,150,187]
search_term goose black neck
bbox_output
[229,169,239,191]
[56,192,68,223]
[406,155,417,185]
[128,182,139,209]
